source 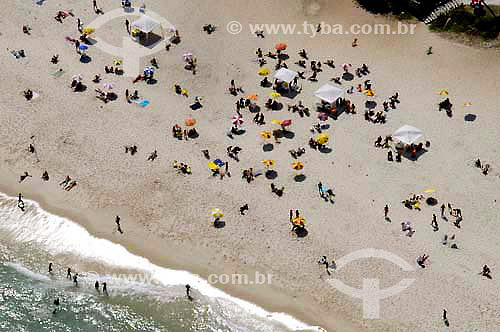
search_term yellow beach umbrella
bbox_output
[208,162,219,170]
[211,208,224,219]
[363,89,375,96]
[113,59,123,66]
[423,189,436,194]
[291,162,304,171]
[464,102,472,107]
[270,92,281,99]
[271,120,282,125]
[292,216,306,226]
[316,133,329,145]
[262,160,275,168]
[260,131,272,139]
[83,28,95,35]
[438,90,449,96]
[258,68,270,76]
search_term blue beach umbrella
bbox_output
[213,159,225,167]
[144,67,154,76]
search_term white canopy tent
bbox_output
[273,68,298,83]
[131,15,161,33]
[393,125,423,145]
[314,84,344,103]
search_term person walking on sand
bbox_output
[73,273,78,286]
[318,182,324,198]
[48,262,53,274]
[17,193,25,211]
[125,19,130,34]
[289,210,293,222]
[103,282,108,295]
[431,213,439,231]
[77,18,82,33]
[186,284,193,300]
[95,280,100,291]
[443,309,449,326]
[318,255,330,275]
[441,203,446,218]
[67,267,72,279]
[93,0,98,12]
[384,205,389,219]
[115,216,123,234]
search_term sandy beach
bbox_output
[1,0,500,330]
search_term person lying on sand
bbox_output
[19,171,32,183]
[64,181,77,191]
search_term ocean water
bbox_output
[0,193,322,332]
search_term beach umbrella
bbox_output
[82,28,95,35]
[260,131,272,139]
[213,159,225,167]
[208,162,219,170]
[363,89,375,96]
[211,208,224,219]
[262,160,275,168]
[316,133,329,145]
[291,162,304,171]
[258,68,270,76]
[71,74,82,82]
[103,83,114,90]
[246,94,258,101]
[273,68,297,83]
[438,90,449,96]
[464,102,472,107]
[79,45,88,52]
[423,189,436,194]
[232,115,244,126]
[183,52,193,61]
[144,67,154,76]
[281,119,292,127]
[393,125,423,145]
[184,118,196,126]
[270,92,281,99]
[271,120,282,125]
[292,216,306,227]
[275,43,287,51]
[113,59,123,66]
[314,84,343,103]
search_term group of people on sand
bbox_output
[172,160,192,174]
[474,158,490,175]
[172,124,198,140]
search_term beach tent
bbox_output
[314,84,344,103]
[273,68,298,83]
[131,16,161,33]
[393,125,423,145]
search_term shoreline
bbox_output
[0,167,357,332]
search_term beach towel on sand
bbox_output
[133,99,150,108]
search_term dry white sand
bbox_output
[1,0,500,330]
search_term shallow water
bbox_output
[0,193,321,332]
